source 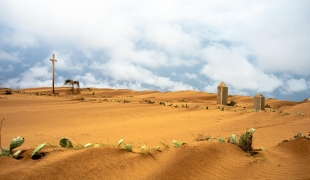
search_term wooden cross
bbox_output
[50,54,57,94]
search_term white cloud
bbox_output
[0,50,21,62]
[200,44,283,93]
[44,51,84,72]
[181,73,197,80]
[91,61,194,91]
[0,64,51,88]
[280,78,309,94]
[0,65,14,73]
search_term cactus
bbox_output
[237,128,255,152]
[32,143,46,158]
[173,140,181,148]
[297,132,302,138]
[1,148,10,156]
[12,150,22,159]
[218,137,225,142]
[228,134,237,144]
[10,136,24,152]
[84,143,93,148]
[59,138,73,148]
[124,144,132,152]
[117,139,124,147]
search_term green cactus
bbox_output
[59,138,73,148]
[123,144,132,152]
[297,132,302,138]
[84,143,93,148]
[117,139,124,147]
[10,136,24,152]
[12,150,22,159]
[173,140,181,148]
[218,137,225,142]
[31,143,46,158]
[1,148,10,156]
[237,128,255,152]
[228,134,237,144]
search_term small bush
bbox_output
[159,101,165,106]
[5,89,12,94]
[227,101,236,106]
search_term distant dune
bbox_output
[0,87,309,179]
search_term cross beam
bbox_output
[50,54,57,94]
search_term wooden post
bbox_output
[50,54,57,94]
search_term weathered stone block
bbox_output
[217,81,228,105]
[254,93,265,111]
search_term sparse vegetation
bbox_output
[218,137,225,142]
[60,138,73,148]
[227,101,236,106]
[84,143,93,148]
[195,128,256,153]
[4,89,12,95]
[172,140,186,148]
[297,112,306,116]
[31,143,46,159]
[123,100,131,103]
[64,79,81,94]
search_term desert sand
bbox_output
[0,87,309,180]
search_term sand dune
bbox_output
[0,87,309,179]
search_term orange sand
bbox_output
[0,87,309,179]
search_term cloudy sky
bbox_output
[0,0,309,101]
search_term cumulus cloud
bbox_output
[0,50,21,62]
[280,78,309,94]
[0,0,309,101]
[0,64,51,88]
[200,44,283,93]
[180,73,197,80]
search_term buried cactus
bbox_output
[31,143,46,158]
[123,144,132,152]
[10,136,25,152]
[1,148,10,156]
[12,150,22,159]
[228,134,237,144]
[237,128,255,153]
[59,138,73,148]
[1,136,25,157]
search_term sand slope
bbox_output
[0,87,310,179]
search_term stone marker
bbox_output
[217,81,228,105]
[308,98,310,102]
[254,93,265,111]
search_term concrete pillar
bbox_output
[217,81,228,105]
[254,93,265,111]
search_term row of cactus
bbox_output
[1,136,25,158]
[0,136,46,159]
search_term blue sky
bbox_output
[0,0,309,101]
